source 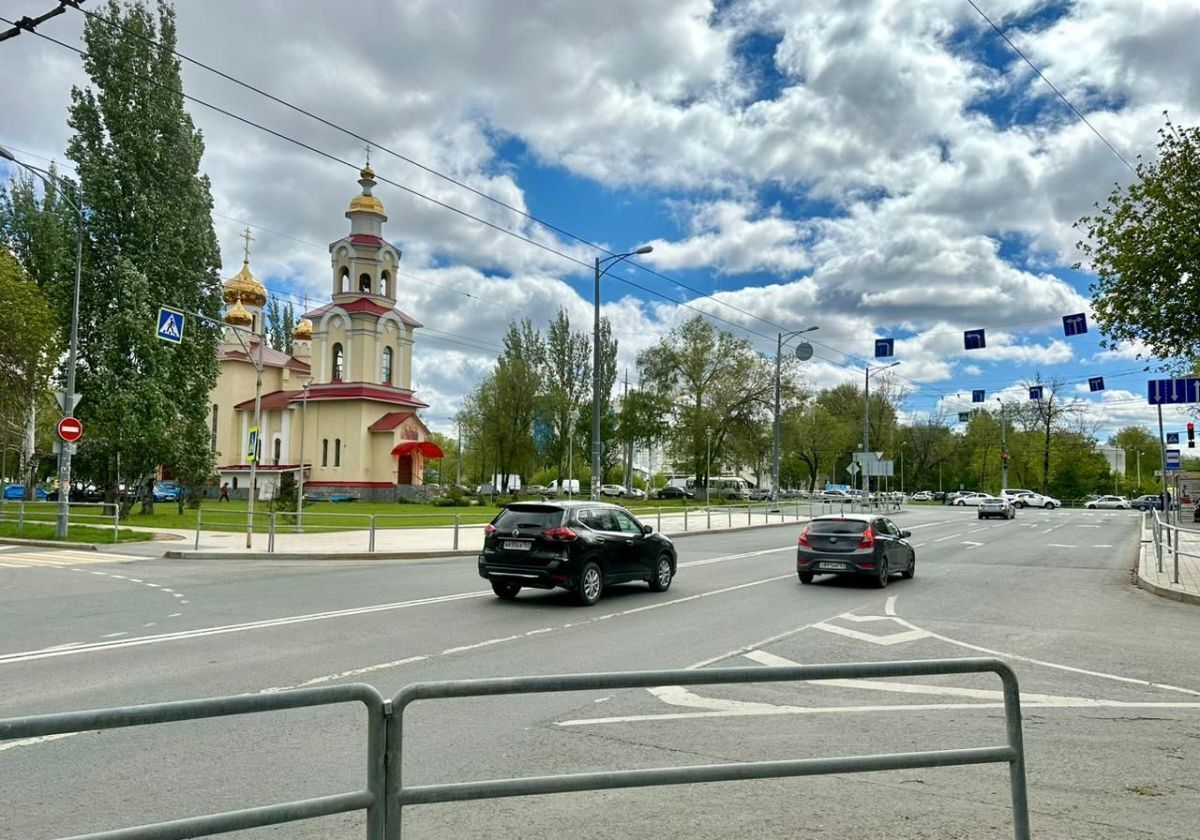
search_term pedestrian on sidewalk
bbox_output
[219,482,230,502]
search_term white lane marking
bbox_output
[1091,544,1114,548]
[884,595,898,616]
[167,613,181,618]
[905,520,955,529]
[0,562,30,568]
[680,546,793,568]
[0,545,14,551]
[932,533,962,542]
[812,613,930,646]
[0,733,78,752]
[272,655,430,690]
[911,542,926,548]
[1047,544,1077,549]
[966,527,990,534]
[962,541,983,549]
[101,632,126,638]
[142,623,156,628]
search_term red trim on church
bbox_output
[348,233,384,247]
[305,297,423,328]
[303,481,396,488]
[391,441,444,458]
[304,383,429,408]
[367,411,414,432]
[233,390,303,411]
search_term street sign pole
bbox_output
[1158,404,1170,514]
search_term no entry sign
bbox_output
[58,416,83,442]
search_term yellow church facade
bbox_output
[206,164,442,501]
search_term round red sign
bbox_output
[58,416,83,442]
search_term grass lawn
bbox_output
[0,520,147,544]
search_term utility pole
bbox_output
[997,398,1008,490]
[455,418,462,488]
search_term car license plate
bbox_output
[817,561,847,570]
[503,540,531,551]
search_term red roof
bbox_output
[305,297,422,328]
[305,382,430,409]
[367,411,414,432]
[392,441,445,458]
[233,390,302,411]
[348,233,384,247]
[219,342,311,372]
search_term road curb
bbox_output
[0,537,99,550]
[1135,528,1200,606]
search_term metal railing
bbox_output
[387,657,1030,840]
[0,499,121,542]
[0,658,1029,840]
[1149,509,1193,584]
[0,683,387,840]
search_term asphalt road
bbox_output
[1,506,1198,839]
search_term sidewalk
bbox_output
[161,503,828,560]
[1138,519,1200,606]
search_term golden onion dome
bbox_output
[348,192,385,214]
[292,318,313,340]
[360,163,375,180]
[224,296,252,327]
[222,261,267,307]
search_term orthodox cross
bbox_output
[241,226,255,263]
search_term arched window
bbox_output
[322,439,329,467]
[334,438,342,467]
[381,347,393,384]
[339,267,350,293]
[273,437,281,464]
[232,476,239,490]
[210,404,219,452]
[380,270,391,297]
[332,343,344,381]
[359,272,372,292]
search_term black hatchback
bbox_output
[796,513,915,588]
[478,501,677,605]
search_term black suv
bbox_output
[478,501,677,605]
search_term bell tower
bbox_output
[330,152,401,303]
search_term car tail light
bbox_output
[542,526,578,542]
[484,523,496,536]
[797,527,811,547]
[856,561,875,570]
[858,528,875,548]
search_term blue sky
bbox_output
[4,0,1200,437]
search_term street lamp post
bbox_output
[863,362,900,505]
[996,397,1008,491]
[568,409,578,499]
[772,326,818,501]
[593,246,652,500]
[899,441,906,496]
[1137,450,1143,489]
[705,426,714,507]
[0,146,84,539]
[296,378,311,528]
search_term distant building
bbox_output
[1093,446,1126,476]
[207,163,442,501]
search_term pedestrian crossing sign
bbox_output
[156,307,185,344]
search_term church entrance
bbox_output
[396,455,413,485]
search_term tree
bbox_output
[541,309,590,479]
[1076,117,1200,370]
[65,0,223,513]
[471,320,543,491]
[1017,378,1080,494]
[1109,426,1162,493]
[265,298,296,354]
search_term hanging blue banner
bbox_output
[874,338,894,358]
[1088,376,1105,392]
[1062,313,1088,336]
[971,389,985,403]
[963,329,985,350]
[1029,386,1043,400]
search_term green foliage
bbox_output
[1076,117,1200,370]
[0,252,61,428]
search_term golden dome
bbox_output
[292,318,313,340]
[348,193,385,214]
[224,296,252,327]
[360,164,375,180]
[222,261,267,307]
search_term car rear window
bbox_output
[810,519,870,535]
[493,506,563,531]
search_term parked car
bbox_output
[1131,494,1165,511]
[152,481,180,502]
[474,484,498,495]
[817,488,854,502]
[599,484,629,497]
[796,513,915,588]
[478,501,677,605]
[1086,495,1130,510]
[524,484,547,495]
[655,486,692,500]
[910,491,933,502]
[1011,492,1060,509]
[951,492,992,506]
[978,497,1015,520]
[626,487,646,500]
[2,484,49,501]
[748,486,772,501]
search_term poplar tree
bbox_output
[66,0,222,511]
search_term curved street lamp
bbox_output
[592,245,652,500]
[1,145,84,538]
[772,326,818,500]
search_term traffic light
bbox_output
[1189,423,1195,448]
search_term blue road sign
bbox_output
[1088,376,1105,392]
[156,307,184,344]
[1166,448,1181,470]
[963,329,985,350]
[972,389,985,403]
[874,338,894,358]
[1029,386,1043,401]
[1148,377,1200,405]
[1167,432,1180,445]
[1062,313,1088,336]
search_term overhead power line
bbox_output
[0,0,86,43]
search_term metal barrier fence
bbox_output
[387,657,1030,840]
[0,499,121,542]
[0,683,387,840]
[1149,509,1193,584]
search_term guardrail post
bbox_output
[706,506,711,530]
[195,506,202,551]
[111,505,118,544]
[268,513,277,553]
[727,508,732,527]
[1154,514,1163,573]
[747,504,752,525]
[453,515,460,551]
[1173,524,1181,584]
[369,514,376,553]
[683,508,688,532]
[657,508,662,533]
[17,502,24,536]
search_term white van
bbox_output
[546,479,580,495]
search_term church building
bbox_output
[207,163,443,501]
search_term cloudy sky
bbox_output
[2,0,1199,440]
